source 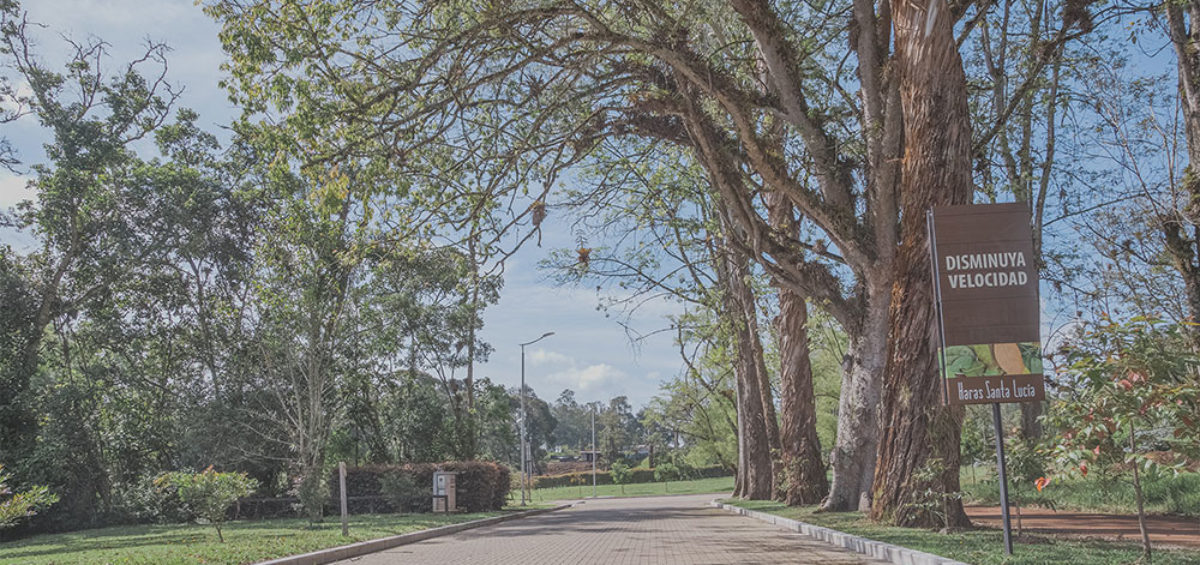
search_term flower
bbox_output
[1035,476,1051,492]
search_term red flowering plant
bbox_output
[1044,315,1200,560]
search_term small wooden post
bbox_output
[339,461,349,537]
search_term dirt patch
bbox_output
[966,505,1200,549]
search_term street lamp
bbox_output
[519,331,554,506]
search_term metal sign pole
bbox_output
[992,402,1014,555]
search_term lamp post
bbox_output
[519,331,554,506]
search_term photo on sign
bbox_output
[942,342,1043,379]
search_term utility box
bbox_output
[432,471,458,513]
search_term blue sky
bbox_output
[0,0,685,409]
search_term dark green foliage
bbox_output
[331,462,511,513]
[0,250,37,471]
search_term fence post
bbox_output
[340,461,349,537]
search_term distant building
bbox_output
[579,450,602,463]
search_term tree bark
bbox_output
[765,193,828,505]
[774,284,829,504]
[870,0,973,528]
[1165,1,1200,345]
[721,243,774,500]
[822,299,888,511]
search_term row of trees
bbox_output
[5,0,1200,539]
[0,2,602,532]
[205,0,1200,530]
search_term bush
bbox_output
[293,470,328,524]
[379,471,422,510]
[330,461,510,513]
[106,474,189,525]
[610,461,631,494]
[0,465,57,529]
[654,462,680,483]
[155,467,257,542]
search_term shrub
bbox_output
[293,470,328,524]
[0,465,57,529]
[1045,316,1200,561]
[655,462,680,483]
[380,470,422,510]
[155,467,257,542]
[610,461,631,495]
[330,461,510,513]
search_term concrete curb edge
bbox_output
[710,500,970,565]
[257,503,576,565]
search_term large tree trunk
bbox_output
[736,262,780,463]
[1165,1,1200,345]
[870,0,972,528]
[822,295,888,511]
[765,193,828,505]
[722,247,774,500]
[775,286,829,504]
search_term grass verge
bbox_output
[528,476,733,502]
[723,499,1200,565]
[0,509,531,564]
[962,468,1200,517]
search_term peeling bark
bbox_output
[720,242,774,500]
[766,192,828,505]
[870,0,973,528]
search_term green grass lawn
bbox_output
[962,467,1200,517]
[724,499,1200,565]
[527,476,733,502]
[0,510,516,565]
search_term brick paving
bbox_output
[333,493,889,564]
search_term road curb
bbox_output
[256,503,575,565]
[711,500,969,565]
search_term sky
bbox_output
[0,0,685,409]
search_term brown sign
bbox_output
[929,203,1045,405]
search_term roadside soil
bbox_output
[966,505,1200,549]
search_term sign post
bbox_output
[928,203,1044,555]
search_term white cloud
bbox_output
[528,349,572,366]
[0,171,34,209]
[544,363,628,392]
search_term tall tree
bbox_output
[766,193,827,504]
[869,0,973,528]
[1163,0,1200,340]
[207,0,1087,516]
[0,10,178,478]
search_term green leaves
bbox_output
[0,464,57,528]
[1046,316,1200,479]
[155,467,257,542]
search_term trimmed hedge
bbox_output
[533,464,731,489]
[328,461,511,513]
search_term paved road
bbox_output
[334,493,889,564]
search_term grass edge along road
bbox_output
[725,499,1200,565]
[0,509,537,565]
[526,475,733,502]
